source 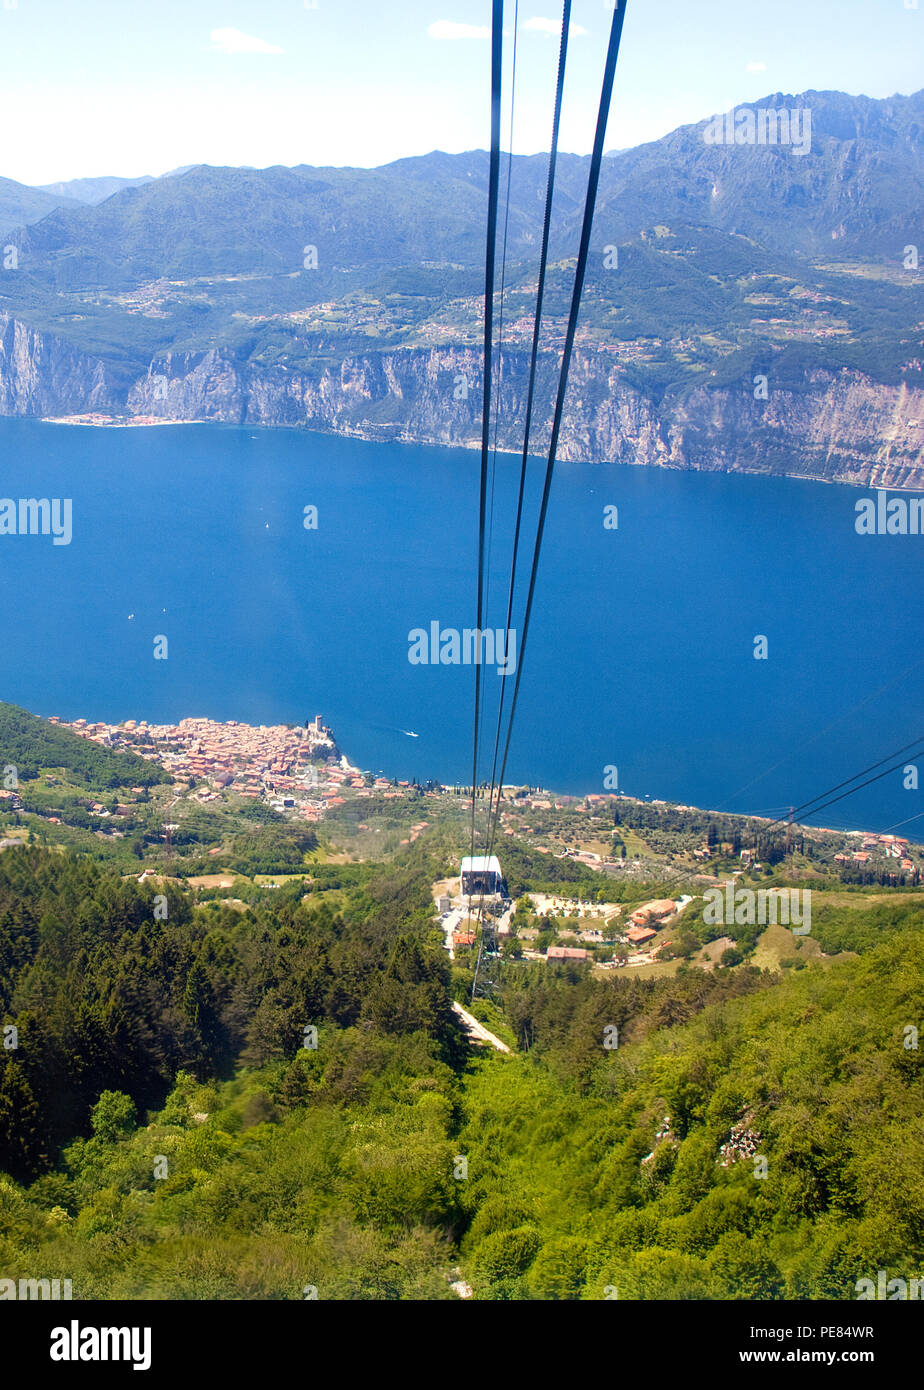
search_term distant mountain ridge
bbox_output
[599,88,924,257]
[4,89,920,276]
[0,175,83,237]
[37,175,156,206]
[35,168,203,207]
[0,168,206,230]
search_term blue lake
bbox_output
[1,418,922,836]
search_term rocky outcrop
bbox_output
[0,312,120,416]
[3,312,924,489]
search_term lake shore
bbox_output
[42,414,208,427]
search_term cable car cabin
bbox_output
[460,855,505,900]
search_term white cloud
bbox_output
[745,61,767,73]
[524,17,587,35]
[210,28,284,55]
[428,21,491,39]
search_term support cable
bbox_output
[483,0,629,870]
[484,0,572,824]
[468,0,505,887]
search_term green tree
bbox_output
[527,1236,588,1300]
[90,1089,137,1144]
[473,1226,541,1286]
[0,1059,48,1178]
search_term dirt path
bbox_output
[452,1001,510,1054]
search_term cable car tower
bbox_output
[463,853,506,1000]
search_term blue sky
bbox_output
[0,0,920,183]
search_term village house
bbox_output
[627,899,677,929]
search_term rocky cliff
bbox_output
[0,312,121,416]
[113,342,924,490]
[3,311,923,489]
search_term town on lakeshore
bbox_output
[47,712,358,823]
[41,414,202,428]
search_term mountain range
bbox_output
[36,174,156,206]
[0,88,922,487]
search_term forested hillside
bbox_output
[1,834,921,1300]
[457,930,924,1299]
[0,844,455,1182]
[0,704,168,791]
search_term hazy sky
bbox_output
[0,0,920,184]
